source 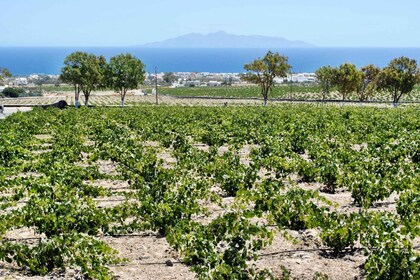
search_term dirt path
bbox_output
[0,107,33,119]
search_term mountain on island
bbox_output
[140,31,314,48]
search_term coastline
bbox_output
[1,47,420,76]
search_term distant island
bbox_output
[139,31,315,48]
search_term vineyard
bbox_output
[0,105,419,279]
[3,84,420,107]
[157,85,420,102]
[157,85,323,100]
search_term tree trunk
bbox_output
[262,89,268,106]
[262,86,269,106]
[82,89,91,107]
[393,89,398,107]
[74,85,80,108]
[75,96,80,108]
[121,88,126,108]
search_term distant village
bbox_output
[0,72,317,93]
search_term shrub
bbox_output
[2,87,25,98]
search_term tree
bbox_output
[60,52,106,107]
[0,68,12,113]
[377,57,420,106]
[315,66,337,100]
[107,54,145,107]
[60,52,85,108]
[356,64,381,101]
[242,51,291,106]
[0,67,12,84]
[163,72,177,85]
[335,63,363,100]
[79,54,107,106]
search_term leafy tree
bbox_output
[79,54,107,106]
[356,64,380,101]
[60,52,85,107]
[0,67,12,83]
[0,68,11,112]
[315,66,337,100]
[107,54,146,107]
[377,56,420,106]
[335,63,363,100]
[242,51,291,106]
[163,72,178,84]
[60,52,106,107]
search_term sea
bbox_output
[1,47,420,76]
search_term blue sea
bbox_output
[1,47,420,75]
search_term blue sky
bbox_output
[1,0,418,47]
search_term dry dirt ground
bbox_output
[1,91,402,107]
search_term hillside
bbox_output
[141,31,314,48]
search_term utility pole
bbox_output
[155,66,158,105]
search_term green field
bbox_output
[156,84,420,101]
[1,105,419,279]
[157,84,322,99]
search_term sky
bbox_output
[0,0,419,47]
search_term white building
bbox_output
[207,81,222,87]
[285,73,316,83]
[11,77,28,86]
[184,80,201,87]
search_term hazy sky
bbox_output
[1,0,418,47]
